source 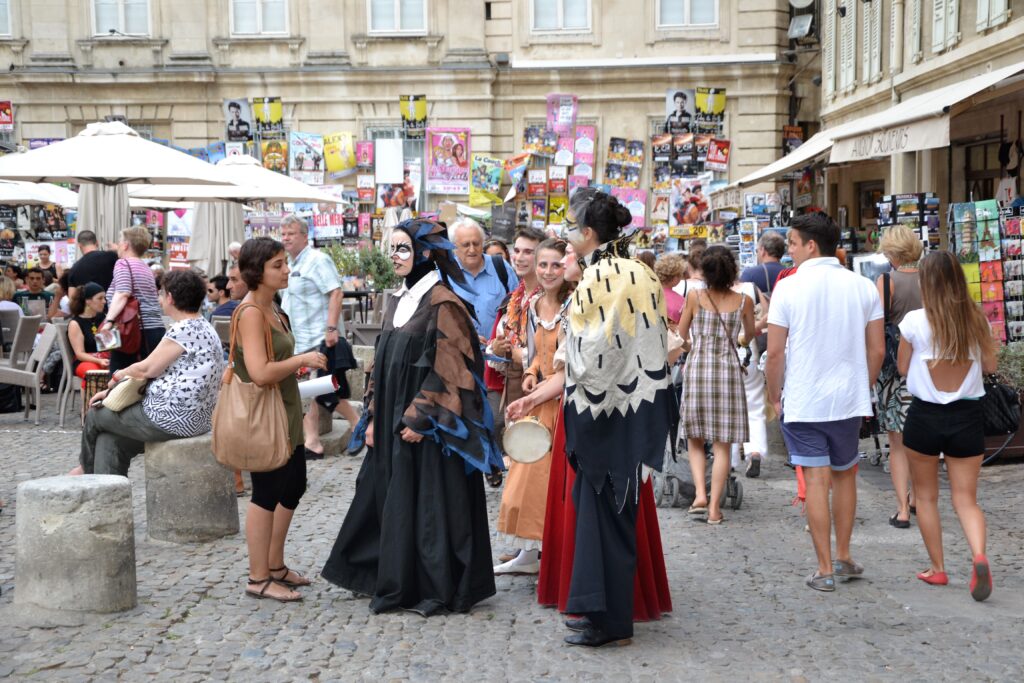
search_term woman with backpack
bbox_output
[875,227,923,529]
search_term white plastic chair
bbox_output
[53,322,84,428]
[0,323,58,425]
[0,315,43,370]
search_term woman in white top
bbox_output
[897,251,997,601]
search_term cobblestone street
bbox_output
[3,395,1024,681]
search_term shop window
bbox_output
[861,0,882,84]
[656,0,718,28]
[369,0,427,33]
[976,0,1009,31]
[531,0,590,32]
[0,0,10,37]
[931,0,960,54]
[93,0,149,36]
[231,0,287,35]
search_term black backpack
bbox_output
[491,254,511,294]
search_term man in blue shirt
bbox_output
[739,230,786,296]
[447,218,519,342]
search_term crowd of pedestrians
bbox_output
[24,192,998,649]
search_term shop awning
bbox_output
[829,60,1024,163]
[730,130,835,188]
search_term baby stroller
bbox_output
[653,438,743,510]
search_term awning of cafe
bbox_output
[828,60,1024,164]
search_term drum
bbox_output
[84,370,110,410]
[502,417,552,464]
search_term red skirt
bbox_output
[536,407,672,621]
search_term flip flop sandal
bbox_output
[687,504,708,515]
[269,565,312,587]
[246,577,303,603]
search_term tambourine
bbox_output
[502,417,552,464]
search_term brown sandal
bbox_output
[245,577,302,602]
[269,565,312,588]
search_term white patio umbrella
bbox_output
[0,180,77,206]
[127,155,351,206]
[77,184,128,246]
[188,201,245,277]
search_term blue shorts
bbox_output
[781,416,862,471]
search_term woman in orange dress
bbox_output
[494,239,572,575]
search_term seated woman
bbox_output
[76,269,226,477]
[68,282,109,386]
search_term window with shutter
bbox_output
[841,0,857,91]
[862,1,872,84]
[976,0,990,30]
[824,0,836,98]
[0,0,9,36]
[910,0,922,61]
[990,0,1009,27]
[870,1,882,80]
[931,0,946,53]
[946,0,959,48]
[94,0,150,35]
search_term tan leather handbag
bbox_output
[212,303,291,473]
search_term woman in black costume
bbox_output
[321,219,503,616]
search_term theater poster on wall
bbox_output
[0,101,13,131]
[546,93,578,136]
[252,97,284,138]
[694,88,726,136]
[426,128,471,195]
[223,99,253,142]
[664,89,696,135]
[400,95,428,139]
[324,132,358,181]
[289,132,325,184]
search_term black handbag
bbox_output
[879,273,901,383]
[981,376,1021,436]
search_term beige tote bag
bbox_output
[212,303,291,473]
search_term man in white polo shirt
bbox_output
[766,213,885,593]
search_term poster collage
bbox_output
[950,201,1024,343]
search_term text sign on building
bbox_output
[830,115,950,163]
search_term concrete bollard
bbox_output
[15,475,137,613]
[144,435,240,543]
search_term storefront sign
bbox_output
[830,115,950,163]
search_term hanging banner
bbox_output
[546,93,579,136]
[426,127,471,195]
[223,99,253,141]
[400,95,428,139]
[261,140,288,174]
[323,132,358,181]
[469,154,504,207]
[289,132,325,184]
[252,97,284,138]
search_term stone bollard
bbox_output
[144,435,240,543]
[15,475,137,613]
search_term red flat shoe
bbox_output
[970,555,992,602]
[916,570,948,586]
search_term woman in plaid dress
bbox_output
[678,246,755,524]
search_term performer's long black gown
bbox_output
[321,283,502,616]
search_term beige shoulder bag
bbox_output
[211,303,292,472]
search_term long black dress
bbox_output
[321,281,502,616]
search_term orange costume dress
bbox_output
[495,302,562,548]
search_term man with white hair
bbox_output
[280,214,360,458]
[447,218,518,341]
[228,241,242,263]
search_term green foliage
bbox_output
[325,244,360,277]
[997,342,1024,390]
[324,243,400,291]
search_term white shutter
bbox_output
[976,0,990,31]
[990,0,1009,26]
[931,0,946,53]
[871,2,882,80]
[946,0,959,48]
[911,0,922,60]
[823,0,836,98]
[862,1,872,84]
[841,0,857,90]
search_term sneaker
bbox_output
[745,456,761,479]
[833,559,864,578]
[806,572,835,592]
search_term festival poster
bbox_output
[573,163,593,180]
[376,158,421,211]
[252,97,284,138]
[223,99,253,141]
[625,140,644,168]
[608,137,626,162]
[225,142,245,157]
[783,125,804,155]
[289,132,325,184]
[261,140,288,174]
[469,154,504,207]
[358,213,372,238]
[568,175,590,193]
[548,166,567,195]
[669,174,712,227]
[206,141,226,164]
[665,89,696,135]
[400,95,427,139]
[187,147,209,163]
[651,194,670,224]
[706,139,731,172]
[425,128,470,194]
[503,152,531,202]
[324,132,358,181]
[694,134,712,162]
[673,133,694,161]
[531,198,547,222]
[574,125,596,165]
[523,126,543,154]
[547,196,567,226]
[651,133,672,163]
[357,174,376,202]
[623,165,641,189]
[546,93,578,136]
[527,169,547,198]
[0,101,13,131]
[604,162,623,187]
[694,87,727,135]
[356,141,374,170]
[555,137,575,166]
[612,188,647,229]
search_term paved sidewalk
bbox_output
[2,396,1024,680]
